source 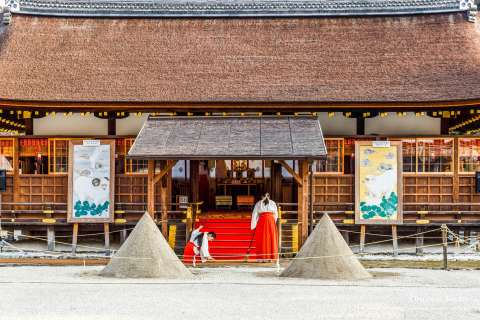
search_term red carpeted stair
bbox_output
[195,217,256,261]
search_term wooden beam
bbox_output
[297,160,309,246]
[147,160,155,218]
[278,160,302,186]
[153,160,178,185]
[3,98,480,110]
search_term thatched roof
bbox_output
[128,115,327,160]
[0,13,479,105]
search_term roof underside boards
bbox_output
[0,12,479,104]
[127,116,327,160]
[8,0,473,17]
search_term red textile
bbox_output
[183,241,197,264]
[254,212,278,261]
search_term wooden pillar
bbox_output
[24,118,33,135]
[415,226,424,255]
[190,160,199,203]
[359,225,366,253]
[440,118,450,135]
[453,138,459,203]
[160,160,169,237]
[392,225,398,256]
[147,160,155,218]
[108,113,116,136]
[341,230,350,245]
[297,160,309,247]
[46,225,55,251]
[12,138,20,204]
[104,223,110,255]
[356,117,365,135]
[71,223,79,255]
[119,227,127,245]
[271,162,282,202]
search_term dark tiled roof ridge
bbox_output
[5,0,477,18]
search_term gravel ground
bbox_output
[0,266,479,320]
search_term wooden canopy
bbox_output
[128,116,327,160]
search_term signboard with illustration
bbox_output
[355,141,403,225]
[68,140,115,223]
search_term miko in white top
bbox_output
[189,226,215,262]
[251,197,278,230]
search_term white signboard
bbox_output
[68,140,114,223]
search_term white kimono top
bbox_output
[251,199,278,230]
[189,227,211,262]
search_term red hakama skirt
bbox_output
[183,242,198,264]
[255,212,278,261]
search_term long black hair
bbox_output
[263,193,270,206]
[194,232,217,246]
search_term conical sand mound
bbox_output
[281,214,371,280]
[100,213,193,279]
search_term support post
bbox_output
[308,160,314,235]
[415,226,424,255]
[276,206,282,271]
[47,225,55,251]
[107,113,116,136]
[341,230,350,245]
[120,227,127,245]
[24,118,33,135]
[356,117,365,135]
[71,223,79,255]
[297,160,309,247]
[359,225,366,253]
[392,225,398,257]
[159,160,169,237]
[104,223,110,255]
[441,224,448,270]
[12,138,20,205]
[190,160,199,203]
[147,160,155,218]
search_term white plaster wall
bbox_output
[34,114,107,136]
[116,114,148,136]
[365,112,440,136]
[317,112,356,136]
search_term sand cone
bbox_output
[281,214,371,280]
[100,212,193,279]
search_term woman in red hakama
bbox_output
[251,193,278,261]
[183,226,216,265]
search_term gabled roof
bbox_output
[0,13,479,105]
[128,116,327,160]
[7,0,477,18]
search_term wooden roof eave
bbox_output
[2,99,480,111]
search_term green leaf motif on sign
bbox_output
[360,192,398,220]
[74,200,110,217]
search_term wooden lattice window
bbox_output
[124,138,148,174]
[459,138,480,173]
[0,138,14,172]
[314,138,344,173]
[416,139,453,173]
[48,138,70,174]
[402,139,416,173]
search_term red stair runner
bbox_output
[195,218,255,261]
